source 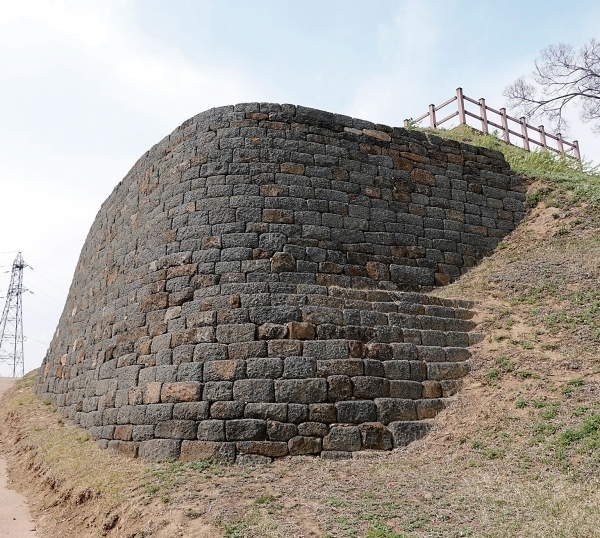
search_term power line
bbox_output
[28,267,69,294]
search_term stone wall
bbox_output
[34,103,525,462]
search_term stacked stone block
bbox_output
[34,103,524,462]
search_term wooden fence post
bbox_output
[456,88,466,125]
[557,133,565,154]
[573,140,581,161]
[479,98,489,134]
[520,117,530,151]
[429,104,437,129]
[539,125,547,149]
[500,108,510,144]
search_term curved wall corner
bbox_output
[34,103,523,462]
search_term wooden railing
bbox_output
[405,87,581,161]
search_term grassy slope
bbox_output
[3,132,600,538]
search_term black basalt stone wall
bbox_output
[34,103,524,463]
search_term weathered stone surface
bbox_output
[375,398,418,424]
[173,401,210,421]
[154,420,197,439]
[288,436,322,455]
[336,400,377,423]
[421,380,442,398]
[180,440,236,463]
[323,426,362,452]
[197,420,225,441]
[138,439,181,461]
[244,402,288,422]
[225,419,267,441]
[237,441,288,458]
[274,379,327,403]
[358,422,393,450]
[233,379,275,403]
[387,421,432,447]
[34,103,509,461]
[160,382,202,403]
[267,420,298,441]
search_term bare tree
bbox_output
[503,39,600,134]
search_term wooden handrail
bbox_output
[405,87,581,160]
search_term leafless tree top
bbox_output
[504,39,600,134]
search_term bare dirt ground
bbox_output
[0,378,38,537]
[3,181,600,537]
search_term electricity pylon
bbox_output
[0,252,27,377]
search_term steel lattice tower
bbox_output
[0,252,27,377]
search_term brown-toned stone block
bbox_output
[180,440,236,463]
[421,380,442,398]
[287,321,315,340]
[160,381,202,403]
[144,382,162,404]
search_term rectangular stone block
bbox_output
[323,425,361,451]
[389,380,423,399]
[132,425,155,442]
[202,381,233,401]
[225,419,267,441]
[391,343,418,360]
[288,436,322,455]
[316,359,364,377]
[335,400,377,423]
[246,358,283,379]
[244,402,288,422]
[352,376,389,399]
[308,403,336,423]
[154,420,197,439]
[268,339,303,357]
[383,360,411,380]
[303,339,348,359]
[197,419,225,441]
[267,421,298,441]
[444,347,471,362]
[375,398,417,424]
[283,356,316,378]
[177,362,203,382]
[236,441,288,458]
[180,440,236,463]
[145,403,173,422]
[274,379,327,403]
[160,381,202,403]
[216,324,256,343]
[233,379,275,403]
[228,341,267,360]
[193,343,228,362]
[173,401,209,421]
[210,401,245,419]
[203,360,246,382]
[138,439,181,461]
[427,362,470,380]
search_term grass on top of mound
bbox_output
[420,124,600,205]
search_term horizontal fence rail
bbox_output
[405,87,581,161]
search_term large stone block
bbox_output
[225,419,267,441]
[274,379,327,403]
[180,440,236,463]
[323,426,361,452]
[375,398,418,424]
[138,439,182,461]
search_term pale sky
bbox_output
[0,0,598,375]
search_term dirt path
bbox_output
[0,378,38,537]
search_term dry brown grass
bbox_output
[3,181,600,537]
